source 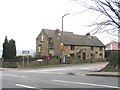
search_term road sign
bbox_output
[22,51,29,54]
[22,50,29,67]
[37,59,43,62]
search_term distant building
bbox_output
[36,29,105,63]
[106,41,120,50]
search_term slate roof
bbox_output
[43,29,73,38]
[41,29,105,47]
[63,35,105,47]
[43,29,55,38]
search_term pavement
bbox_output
[85,72,120,77]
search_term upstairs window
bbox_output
[71,45,75,50]
[49,38,54,49]
[41,35,44,42]
[49,38,52,44]
[91,46,94,51]
[99,47,103,51]
[49,42,54,49]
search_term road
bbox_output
[0,62,119,90]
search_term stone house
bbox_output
[36,29,105,63]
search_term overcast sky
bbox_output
[0,0,118,50]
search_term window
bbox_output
[87,55,89,57]
[38,45,42,52]
[41,35,44,42]
[49,38,52,44]
[78,56,81,59]
[71,45,75,50]
[70,53,74,57]
[49,38,52,42]
[91,46,94,51]
[91,54,93,58]
[100,53,103,58]
[96,52,98,54]
[49,42,54,49]
[99,47,103,51]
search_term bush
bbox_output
[3,62,18,68]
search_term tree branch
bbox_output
[96,0,120,28]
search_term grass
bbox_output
[101,50,120,72]
[101,65,119,72]
[100,61,119,72]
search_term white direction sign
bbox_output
[22,51,29,54]
[37,59,43,62]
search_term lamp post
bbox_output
[61,13,70,64]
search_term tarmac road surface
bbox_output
[1,62,119,90]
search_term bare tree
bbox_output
[73,0,120,36]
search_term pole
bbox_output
[61,13,70,64]
[27,54,29,67]
[61,16,64,63]
[23,55,24,67]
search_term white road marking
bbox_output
[2,74,27,78]
[21,70,64,75]
[53,79,120,89]
[38,72,64,74]
[16,84,36,89]
[20,76,27,78]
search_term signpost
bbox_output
[22,50,29,67]
[37,59,43,62]
[22,51,29,54]
[37,59,43,68]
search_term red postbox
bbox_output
[46,55,50,61]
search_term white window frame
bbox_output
[41,35,44,42]
[38,45,42,52]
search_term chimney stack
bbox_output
[55,29,60,34]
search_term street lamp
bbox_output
[62,13,70,39]
[61,13,70,64]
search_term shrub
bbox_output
[3,62,17,68]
